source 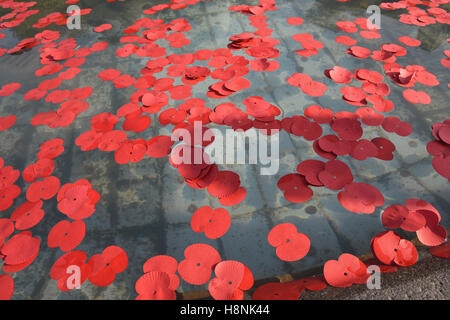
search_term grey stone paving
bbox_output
[0,0,448,299]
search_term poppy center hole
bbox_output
[196,263,200,267]
[208,219,212,223]
[228,281,232,285]
[344,272,348,276]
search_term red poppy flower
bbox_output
[381,204,426,232]
[268,223,310,262]
[382,116,412,137]
[94,24,112,32]
[347,46,371,59]
[1,231,40,272]
[324,66,352,84]
[0,218,14,247]
[0,165,20,190]
[26,176,60,202]
[428,241,450,259]
[0,116,16,131]
[287,17,304,25]
[0,185,21,212]
[0,274,14,300]
[335,35,357,46]
[135,271,176,300]
[22,158,55,183]
[371,137,396,161]
[403,89,431,104]
[323,253,369,287]
[208,260,253,300]
[277,173,313,203]
[47,220,86,252]
[0,83,21,97]
[252,282,301,300]
[350,139,379,160]
[398,36,421,47]
[371,231,418,267]
[114,139,147,164]
[142,255,179,291]
[11,200,44,230]
[75,130,103,152]
[207,170,241,199]
[318,159,354,190]
[57,179,100,220]
[88,246,128,287]
[37,138,64,159]
[290,117,323,141]
[177,243,221,285]
[331,118,363,141]
[191,206,231,239]
[50,250,91,291]
[98,130,127,152]
[289,276,328,292]
[147,136,174,158]
[338,182,384,214]
[218,186,247,206]
[98,69,121,81]
[296,160,325,186]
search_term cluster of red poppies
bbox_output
[427,120,450,181]
[382,199,447,247]
[381,0,450,26]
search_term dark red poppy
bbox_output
[147,136,174,158]
[252,282,301,300]
[277,173,313,203]
[428,241,450,259]
[381,204,426,232]
[296,160,325,186]
[318,160,354,190]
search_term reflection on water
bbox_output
[0,0,449,299]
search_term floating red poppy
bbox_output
[178,243,221,285]
[1,231,40,272]
[277,173,313,203]
[371,231,418,267]
[47,220,86,252]
[26,176,60,203]
[0,274,14,300]
[191,206,231,239]
[323,253,369,287]
[11,200,45,230]
[37,138,64,159]
[268,223,310,262]
[88,245,128,287]
[57,179,100,220]
[338,182,384,214]
[50,250,91,291]
[208,260,253,300]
